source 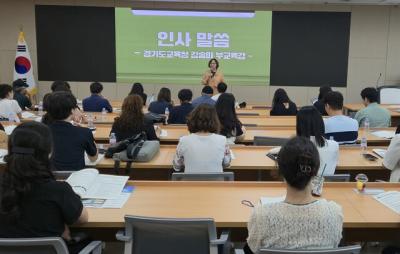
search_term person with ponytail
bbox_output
[0,122,88,254]
[245,137,343,253]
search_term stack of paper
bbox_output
[372,148,386,158]
[374,191,400,214]
[21,111,36,119]
[85,153,104,166]
[4,125,17,135]
[371,130,396,139]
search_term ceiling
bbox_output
[130,0,400,4]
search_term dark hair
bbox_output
[114,95,144,132]
[90,82,103,94]
[360,87,379,103]
[318,85,332,100]
[12,79,28,92]
[202,86,213,95]
[296,106,325,147]
[188,104,220,134]
[208,58,219,69]
[323,91,343,111]
[216,93,241,138]
[272,88,290,106]
[178,89,193,102]
[157,87,172,103]
[51,80,70,92]
[0,122,53,220]
[129,82,144,95]
[217,82,227,93]
[396,125,400,135]
[278,136,320,190]
[42,91,78,124]
[0,84,12,99]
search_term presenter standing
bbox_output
[201,58,224,94]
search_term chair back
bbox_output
[121,216,217,254]
[259,245,361,254]
[379,86,400,104]
[324,174,350,182]
[0,237,68,254]
[52,171,75,180]
[253,136,288,146]
[171,172,234,181]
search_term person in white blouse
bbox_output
[173,104,231,173]
[245,137,343,253]
[383,126,400,182]
[297,106,339,176]
[0,84,22,120]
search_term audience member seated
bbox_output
[297,106,339,175]
[270,88,297,116]
[211,82,228,102]
[323,91,358,144]
[216,93,245,144]
[313,85,332,116]
[245,136,343,253]
[42,91,98,171]
[129,82,147,106]
[173,104,231,173]
[0,122,89,254]
[43,80,71,111]
[148,87,173,114]
[12,79,33,110]
[0,84,22,120]
[111,95,158,142]
[383,129,400,182]
[355,87,391,127]
[168,89,194,124]
[192,86,216,107]
[82,82,113,112]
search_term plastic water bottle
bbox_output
[101,107,107,121]
[87,113,94,129]
[109,132,116,146]
[164,107,170,125]
[360,118,369,154]
[38,101,44,116]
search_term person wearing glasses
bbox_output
[245,137,343,253]
[173,104,231,173]
[201,58,224,94]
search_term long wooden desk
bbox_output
[94,125,395,146]
[94,145,390,181]
[80,181,400,242]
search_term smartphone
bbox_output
[266,153,278,161]
[363,153,378,161]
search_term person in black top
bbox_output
[129,82,147,106]
[215,93,245,144]
[313,85,332,116]
[270,88,298,116]
[12,79,33,110]
[42,91,98,171]
[0,122,88,254]
[168,89,194,124]
[111,95,158,142]
[148,87,173,114]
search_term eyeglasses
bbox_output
[241,200,254,208]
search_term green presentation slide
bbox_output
[115,8,272,85]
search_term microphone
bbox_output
[210,71,216,78]
[376,73,382,89]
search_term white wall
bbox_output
[0,0,399,104]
